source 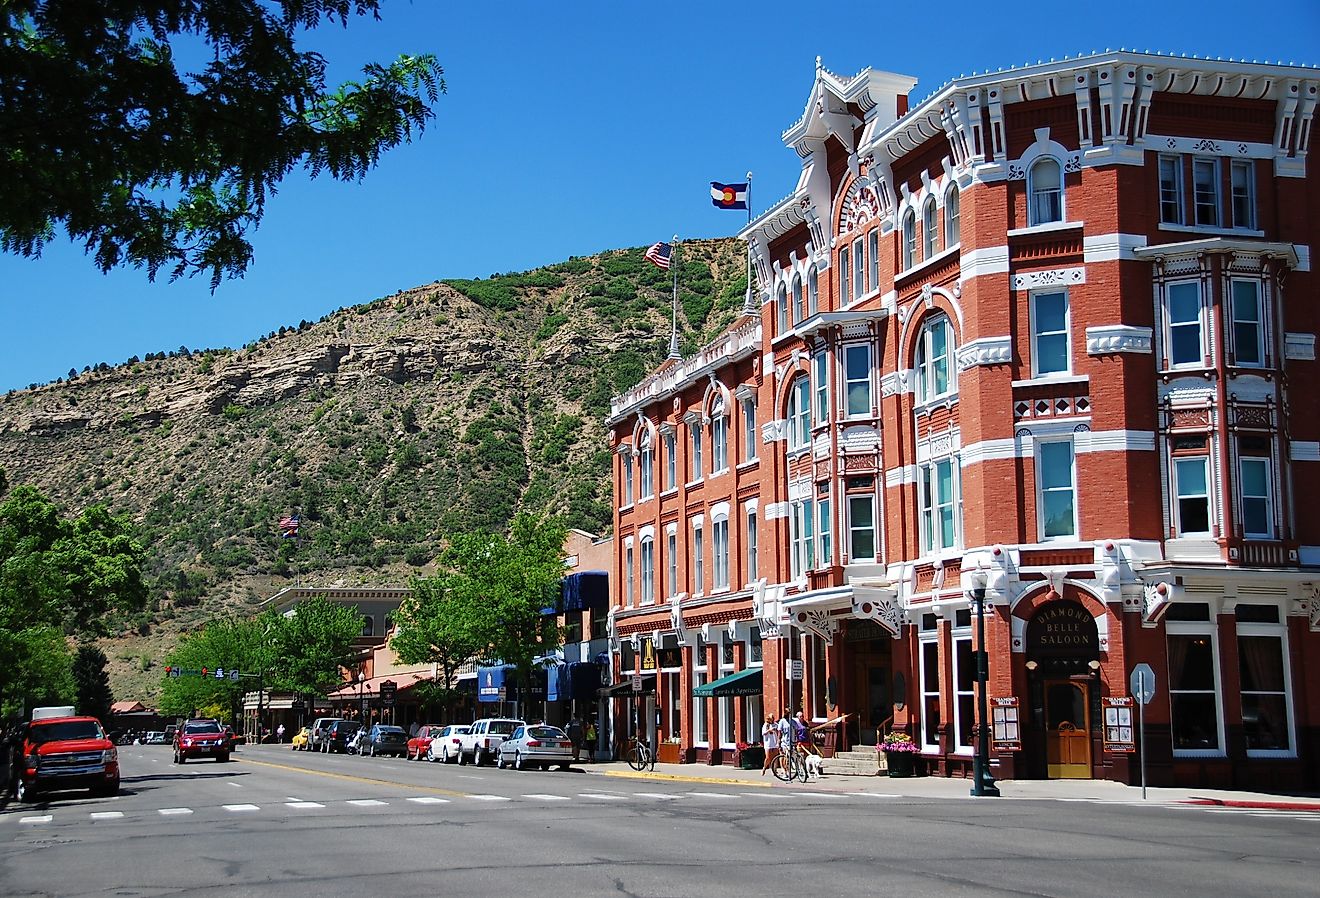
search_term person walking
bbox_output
[584,720,597,763]
[276,723,286,744]
[566,716,585,762]
[761,713,779,775]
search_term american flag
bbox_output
[278,514,300,538]
[643,241,672,270]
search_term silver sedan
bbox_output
[495,725,575,771]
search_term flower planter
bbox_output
[884,750,916,778]
[737,747,765,769]
[656,742,682,765]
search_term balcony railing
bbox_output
[1228,539,1297,567]
[608,319,762,422]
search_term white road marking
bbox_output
[90,812,124,820]
[285,796,303,802]
[467,795,510,802]
[580,793,626,800]
[792,792,844,798]
[632,792,677,799]
[456,775,485,780]
[346,799,387,807]
[847,792,900,798]
[286,802,325,809]
[227,782,243,788]
[406,797,450,804]
[223,804,260,812]
[523,794,571,801]
[158,808,193,816]
[19,815,52,824]
[686,791,738,799]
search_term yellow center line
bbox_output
[234,757,473,798]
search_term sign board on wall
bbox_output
[990,696,1021,752]
[640,638,657,671]
[788,659,804,680]
[1103,697,1136,752]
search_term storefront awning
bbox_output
[692,667,763,698]
[562,571,610,612]
[599,673,656,697]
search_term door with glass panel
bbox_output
[1044,680,1091,778]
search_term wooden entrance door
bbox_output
[1044,681,1091,778]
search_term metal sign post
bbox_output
[1129,663,1156,801]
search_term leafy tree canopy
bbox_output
[267,595,361,697]
[0,625,74,720]
[0,1,444,287]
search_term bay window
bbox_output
[848,494,876,562]
[844,343,872,417]
[1166,281,1204,368]
[814,353,829,425]
[817,496,832,569]
[1173,455,1211,536]
[1231,280,1264,367]
[1239,448,1274,539]
[1031,290,1070,376]
[789,497,815,578]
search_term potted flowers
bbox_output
[735,741,764,769]
[879,731,920,778]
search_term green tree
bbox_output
[267,596,360,698]
[392,572,483,721]
[0,625,74,720]
[158,614,274,721]
[0,2,444,287]
[72,644,114,725]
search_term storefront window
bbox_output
[953,635,974,751]
[1238,610,1292,754]
[1167,631,1222,753]
[663,670,681,742]
[920,639,940,751]
[809,637,827,720]
[693,648,708,747]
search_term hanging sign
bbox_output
[1103,696,1136,753]
[640,638,657,671]
[990,696,1021,752]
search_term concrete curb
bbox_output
[598,769,774,787]
[1181,798,1320,811]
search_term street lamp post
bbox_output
[969,575,1001,798]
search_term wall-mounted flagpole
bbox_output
[667,234,681,360]
[742,171,757,317]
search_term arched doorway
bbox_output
[1024,599,1100,779]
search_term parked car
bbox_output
[321,720,360,754]
[363,725,408,758]
[496,724,575,771]
[309,717,342,752]
[290,727,310,750]
[406,725,444,761]
[426,725,471,763]
[173,719,230,763]
[457,718,524,766]
[142,731,167,745]
[11,711,119,802]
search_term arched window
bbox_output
[776,282,788,333]
[945,186,961,246]
[915,314,955,402]
[922,197,938,260]
[902,210,917,270]
[360,614,375,638]
[787,377,812,451]
[791,273,804,322]
[1029,158,1063,225]
[807,265,819,315]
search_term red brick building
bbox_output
[606,52,1318,788]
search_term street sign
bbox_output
[379,680,397,707]
[788,660,804,680]
[1129,663,1156,705]
[631,674,643,693]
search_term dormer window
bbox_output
[1029,157,1063,225]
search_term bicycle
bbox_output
[768,744,810,782]
[625,736,654,772]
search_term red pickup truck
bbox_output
[12,709,119,802]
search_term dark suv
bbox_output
[322,720,360,754]
[174,719,230,763]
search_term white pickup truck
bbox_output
[457,718,524,766]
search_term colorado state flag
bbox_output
[710,181,749,210]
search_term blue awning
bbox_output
[546,663,566,702]
[562,571,610,612]
[568,662,603,703]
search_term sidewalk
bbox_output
[580,759,1320,809]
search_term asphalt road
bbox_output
[1,744,1316,897]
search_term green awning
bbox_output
[692,667,763,698]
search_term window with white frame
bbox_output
[1029,157,1063,225]
[915,315,955,402]
[1231,280,1264,367]
[945,186,960,245]
[1192,157,1220,227]
[789,497,815,578]
[788,377,811,451]
[902,210,916,270]
[666,529,678,598]
[1165,281,1205,368]
[923,197,938,260]
[1231,160,1255,230]
[814,353,829,425]
[745,507,758,582]
[1159,155,1184,225]
[839,247,851,306]
[920,457,960,553]
[776,282,788,333]
[807,265,819,315]
[853,239,865,298]
[691,519,704,595]
[741,397,757,462]
[1237,604,1293,754]
[622,453,634,506]
[867,231,879,290]
[712,514,729,591]
[663,665,681,741]
[919,619,940,751]
[1031,290,1070,376]
[817,493,832,569]
[848,494,876,562]
[719,637,736,747]
[1238,437,1274,538]
[809,636,828,719]
[791,273,805,323]
[711,415,728,473]
[844,343,872,417]
[639,437,654,499]
[640,537,655,604]
[952,616,974,751]
[1173,455,1212,536]
[1167,603,1222,754]
[663,430,676,491]
[690,425,703,481]
[1037,439,1077,540]
[624,542,635,607]
[743,692,762,745]
[693,641,708,746]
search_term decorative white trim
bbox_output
[1083,233,1147,262]
[762,419,787,443]
[1147,134,1274,160]
[1076,429,1157,453]
[959,244,1010,280]
[959,437,1018,467]
[881,369,913,397]
[1005,221,1083,238]
[959,429,1155,466]
[764,501,789,521]
[956,335,1013,370]
[1011,267,1085,290]
[1292,441,1320,462]
[1087,325,1154,355]
[1285,332,1316,361]
[884,465,917,488]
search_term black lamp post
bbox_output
[970,579,1001,798]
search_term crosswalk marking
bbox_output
[523,794,571,801]
[579,793,626,800]
[223,804,259,812]
[158,808,193,816]
[346,799,387,807]
[286,802,325,809]
[19,815,52,824]
[406,797,450,804]
[792,792,844,798]
[90,812,124,820]
[848,792,900,798]
[467,794,510,801]
[631,792,676,799]
[686,791,737,799]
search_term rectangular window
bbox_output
[789,498,815,577]
[814,353,829,425]
[844,344,872,417]
[711,417,728,473]
[817,498,832,569]
[1038,440,1077,539]
[622,454,633,505]
[1168,630,1222,753]
[903,215,917,270]
[691,522,704,595]
[690,427,703,481]
[640,539,654,604]
[743,695,762,746]
[640,447,654,499]
[664,671,681,741]
[920,638,940,751]
[712,517,729,591]
[741,398,758,462]
[848,494,877,562]
[1192,157,1219,227]
[693,671,708,745]
[1231,160,1255,230]
[953,635,974,750]
[1231,280,1263,367]
[1167,281,1204,368]
[663,431,676,490]
[1238,628,1292,753]
[809,637,828,720]
[868,230,879,290]
[853,240,865,298]
[1173,457,1211,536]
[1239,455,1273,538]
[666,531,677,597]
[625,545,634,608]
[921,458,958,552]
[1031,290,1070,376]
[745,509,758,582]
[923,201,938,260]
[839,250,851,306]
[1158,155,1184,224]
[790,377,811,450]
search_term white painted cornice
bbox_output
[1086,325,1153,355]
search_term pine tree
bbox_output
[73,645,114,725]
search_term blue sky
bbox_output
[2,0,1317,391]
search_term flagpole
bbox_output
[668,234,681,360]
[742,171,757,317]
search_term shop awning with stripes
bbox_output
[692,667,763,698]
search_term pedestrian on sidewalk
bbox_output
[761,713,779,775]
[584,721,597,763]
[566,716,584,762]
[276,723,285,744]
